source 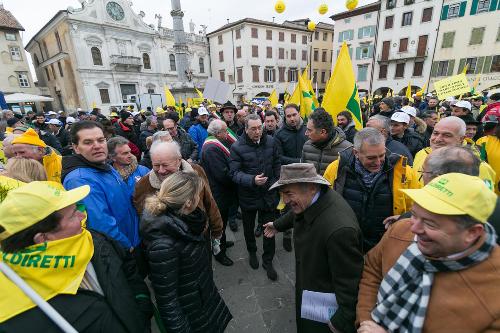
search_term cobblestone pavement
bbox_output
[213,222,297,333]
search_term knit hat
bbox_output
[120,110,133,121]
[12,128,47,148]
[381,98,394,109]
[7,118,20,127]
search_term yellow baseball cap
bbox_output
[11,128,47,148]
[110,112,119,117]
[401,173,497,223]
[0,181,90,241]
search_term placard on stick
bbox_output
[203,78,230,103]
[434,73,471,100]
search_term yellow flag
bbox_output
[287,82,301,106]
[179,96,183,107]
[462,63,469,75]
[187,97,193,107]
[195,88,204,99]
[301,67,319,108]
[164,85,176,107]
[322,42,363,130]
[298,73,316,118]
[416,82,427,97]
[269,89,278,107]
[91,101,96,109]
[406,81,414,103]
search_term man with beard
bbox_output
[220,101,241,134]
[337,110,358,143]
[188,106,209,160]
[264,110,279,136]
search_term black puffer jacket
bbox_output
[391,129,424,157]
[201,139,235,206]
[274,121,307,165]
[173,128,198,161]
[141,211,232,333]
[341,122,358,144]
[332,148,398,253]
[229,133,280,211]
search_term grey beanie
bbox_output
[381,97,394,109]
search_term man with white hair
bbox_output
[201,119,235,266]
[133,140,223,246]
[413,116,496,187]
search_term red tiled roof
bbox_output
[0,7,25,31]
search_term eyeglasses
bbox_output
[418,168,435,182]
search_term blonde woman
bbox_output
[141,171,232,333]
[2,157,47,182]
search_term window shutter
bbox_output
[358,28,363,39]
[348,47,353,58]
[350,30,354,40]
[490,0,499,11]
[483,56,493,73]
[457,58,466,74]
[371,26,376,37]
[430,62,438,77]
[476,56,485,74]
[369,45,374,57]
[447,60,455,76]
[470,0,478,15]
[356,47,361,60]
[338,32,343,42]
[459,1,467,16]
[441,5,449,20]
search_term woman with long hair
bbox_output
[141,171,232,332]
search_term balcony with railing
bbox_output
[377,49,428,63]
[110,55,142,71]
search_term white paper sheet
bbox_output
[300,290,338,323]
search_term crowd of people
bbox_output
[0,89,500,333]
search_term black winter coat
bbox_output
[341,122,358,144]
[173,128,198,161]
[56,127,72,155]
[141,211,232,333]
[229,133,281,211]
[386,137,413,166]
[0,231,152,333]
[115,121,139,146]
[333,148,399,253]
[392,129,424,157]
[201,139,235,206]
[274,122,308,165]
[139,128,155,152]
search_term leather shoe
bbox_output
[249,252,259,269]
[283,237,292,252]
[215,252,234,266]
[254,224,263,237]
[262,262,278,281]
[226,241,234,248]
[229,220,238,232]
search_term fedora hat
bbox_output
[221,101,238,112]
[269,163,331,190]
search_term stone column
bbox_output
[170,0,189,84]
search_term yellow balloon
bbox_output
[318,3,328,15]
[346,0,358,10]
[275,0,286,13]
[307,21,316,31]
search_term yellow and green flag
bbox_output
[164,85,176,107]
[322,42,363,130]
[195,88,204,99]
[269,89,279,107]
[406,81,414,103]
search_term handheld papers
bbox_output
[433,73,471,100]
[300,290,338,323]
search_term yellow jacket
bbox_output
[323,151,419,215]
[43,148,62,183]
[0,141,5,165]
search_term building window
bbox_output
[9,46,21,61]
[313,71,318,83]
[235,29,241,39]
[288,68,298,82]
[291,49,296,60]
[55,31,62,52]
[385,15,394,29]
[278,67,286,82]
[470,27,485,45]
[477,0,491,13]
[402,12,413,26]
[321,71,326,83]
[218,35,223,45]
[442,31,455,48]
[302,50,307,61]
[490,55,500,72]
[395,63,405,78]
[99,88,110,104]
[237,67,243,82]
[313,49,319,61]
[251,27,258,38]
[379,64,388,79]
[219,50,224,62]
[5,32,16,41]
[359,45,371,59]
[322,50,327,62]
[413,61,424,76]
[252,45,258,58]
[252,66,259,82]
[404,0,415,4]
[437,61,449,76]
[199,57,205,73]
[45,67,51,81]
[422,7,433,22]
[57,61,64,77]
[291,33,296,43]
[387,0,396,9]
[279,32,284,41]
[219,70,225,82]
[323,32,328,41]
[228,74,234,84]
[465,58,478,74]
[169,54,176,71]
[344,18,351,23]
[147,88,155,94]
[264,67,275,82]
[447,3,460,18]
[236,46,242,58]
[302,35,308,44]
[357,65,368,82]
[266,30,272,40]
[399,38,408,52]
[279,48,284,59]
[91,47,102,66]
[315,31,319,40]
[17,73,29,87]
[142,53,151,69]
[266,46,272,59]
[339,30,354,42]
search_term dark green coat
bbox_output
[274,188,363,333]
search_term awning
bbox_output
[4,93,54,103]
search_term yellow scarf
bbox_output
[0,228,94,322]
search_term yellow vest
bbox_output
[42,148,62,183]
[477,135,500,195]
[323,154,419,215]
[0,141,6,165]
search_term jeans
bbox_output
[241,209,276,264]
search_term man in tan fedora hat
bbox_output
[264,163,363,333]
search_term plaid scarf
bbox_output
[354,158,384,188]
[371,222,497,333]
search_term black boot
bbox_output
[262,262,278,281]
[249,252,259,269]
[283,237,292,252]
[215,252,234,266]
[229,220,238,232]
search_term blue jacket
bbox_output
[188,123,208,160]
[125,165,150,196]
[62,155,140,249]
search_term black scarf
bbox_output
[61,154,111,182]
[176,208,207,235]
